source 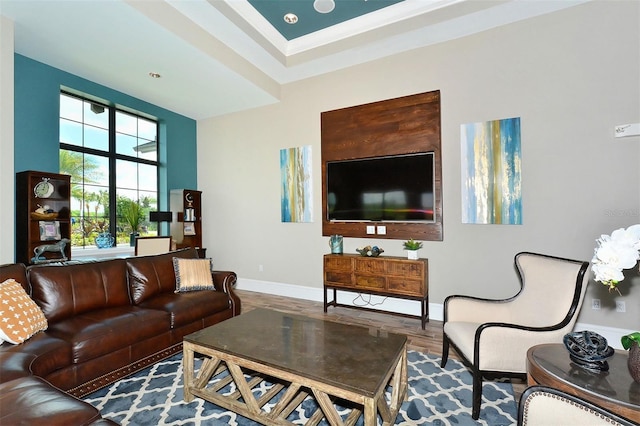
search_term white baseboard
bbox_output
[237,278,628,349]
[237,278,442,321]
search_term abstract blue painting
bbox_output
[461,117,522,224]
[280,145,313,223]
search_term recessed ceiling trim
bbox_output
[284,0,466,55]
[126,0,281,98]
[2,0,595,119]
[212,0,468,62]
[214,0,290,59]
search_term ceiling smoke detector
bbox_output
[313,0,335,13]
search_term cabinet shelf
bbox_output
[16,171,72,264]
[170,189,205,257]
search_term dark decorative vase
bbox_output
[629,342,640,383]
[95,232,114,249]
[129,232,139,247]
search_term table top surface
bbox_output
[528,343,640,411]
[184,308,407,396]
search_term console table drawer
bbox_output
[354,274,385,289]
[325,271,352,285]
[324,256,352,272]
[386,261,424,278]
[388,278,423,296]
[354,258,386,274]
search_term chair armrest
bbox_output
[212,271,241,316]
[475,322,572,372]
[444,294,516,323]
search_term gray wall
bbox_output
[197,1,640,333]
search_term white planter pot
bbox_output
[407,250,419,260]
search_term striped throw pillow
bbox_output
[173,258,215,293]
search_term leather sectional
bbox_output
[0,247,240,425]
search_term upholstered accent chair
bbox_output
[134,236,172,256]
[441,252,590,419]
[518,386,635,425]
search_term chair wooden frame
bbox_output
[440,252,590,420]
[134,236,172,256]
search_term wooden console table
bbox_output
[527,343,640,423]
[323,254,428,329]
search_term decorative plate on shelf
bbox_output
[34,178,54,198]
[31,212,58,220]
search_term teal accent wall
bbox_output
[14,54,197,209]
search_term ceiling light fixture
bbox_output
[283,13,298,24]
[313,0,335,13]
[148,72,161,79]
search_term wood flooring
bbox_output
[237,289,528,401]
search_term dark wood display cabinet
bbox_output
[323,254,429,329]
[16,171,72,264]
[170,189,206,258]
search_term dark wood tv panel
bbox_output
[323,254,429,329]
[321,90,442,241]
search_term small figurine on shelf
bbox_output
[31,204,58,220]
[356,245,384,257]
[32,238,70,264]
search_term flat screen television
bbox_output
[327,152,434,222]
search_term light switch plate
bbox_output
[377,226,386,235]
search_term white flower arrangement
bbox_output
[592,224,640,292]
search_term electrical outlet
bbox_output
[258,264,264,272]
[592,298,601,310]
[616,301,626,313]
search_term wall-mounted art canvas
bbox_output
[280,145,313,223]
[461,117,522,224]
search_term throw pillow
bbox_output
[0,279,48,344]
[173,258,215,293]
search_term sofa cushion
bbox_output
[0,334,71,381]
[0,279,48,344]
[0,376,107,425]
[127,247,198,304]
[28,259,130,323]
[0,263,29,293]
[173,258,215,292]
[137,290,231,328]
[45,306,170,364]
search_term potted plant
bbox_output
[122,199,142,246]
[592,225,640,383]
[591,224,640,293]
[622,332,640,383]
[403,238,423,260]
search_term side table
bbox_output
[527,343,640,423]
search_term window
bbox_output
[59,92,159,249]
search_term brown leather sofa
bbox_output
[0,247,240,425]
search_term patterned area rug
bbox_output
[83,351,517,425]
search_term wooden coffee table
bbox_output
[183,308,408,425]
[527,343,640,423]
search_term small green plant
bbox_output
[121,199,143,233]
[621,332,640,350]
[403,238,423,251]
